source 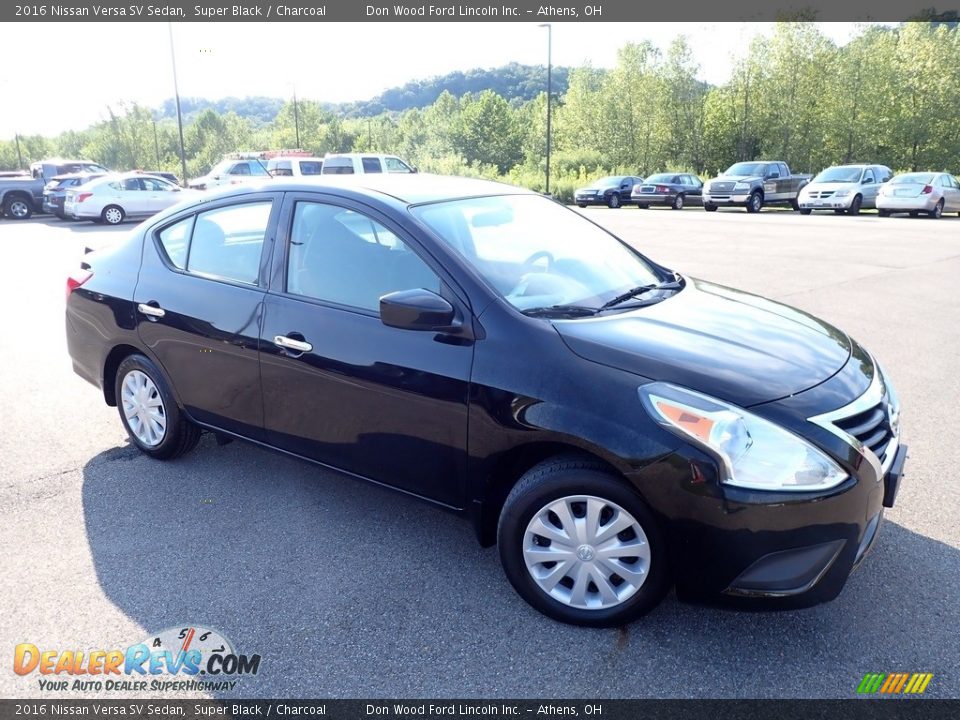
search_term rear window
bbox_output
[892,173,934,184]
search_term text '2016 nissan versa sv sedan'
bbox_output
[66,175,907,626]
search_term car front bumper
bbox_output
[799,194,856,210]
[631,352,905,609]
[703,193,751,206]
[631,193,674,205]
[574,194,610,206]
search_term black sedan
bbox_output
[42,172,107,218]
[66,175,906,627]
[631,173,704,209]
[573,175,643,209]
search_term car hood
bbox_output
[552,278,852,407]
[576,186,614,193]
[710,174,761,184]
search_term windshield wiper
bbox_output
[522,304,599,318]
[597,280,683,312]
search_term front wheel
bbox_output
[704,203,718,212]
[576,203,587,209]
[746,191,763,213]
[498,456,670,627]
[790,199,800,211]
[878,209,891,217]
[115,355,201,460]
[848,195,862,216]
[930,199,944,219]
[607,193,621,209]
[799,208,812,215]
[671,194,685,210]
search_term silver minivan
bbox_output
[798,164,893,215]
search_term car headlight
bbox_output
[638,382,848,492]
[834,189,850,198]
[733,182,751,191]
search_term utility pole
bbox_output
[293,85,301,149]
[152,118,160,168]
[168,22,188,185]
[14,133,23,169]
[538,23,553,195]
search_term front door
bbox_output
[259,195,473,507]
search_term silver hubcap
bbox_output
[121,370,166,446]
[523,495,651,610]
[10,200,28,217]
[675,195,683,209]
[752,195,761,210]
[105,208,122,224]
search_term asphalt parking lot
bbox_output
[1,207,958,699]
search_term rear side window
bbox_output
[271,160,293,176]
[298,161,322,175]
[187,202,272,284]
[362,157,383,173]
[322,158,354,175]
[158,216,194,269]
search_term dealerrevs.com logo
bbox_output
[14,626,261,692]
[857,673,934,695]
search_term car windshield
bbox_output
[813,167,863,183]
[411,194,661,313]
[724,162,766,176]
[892,173,935,185]
[593,176,624,187]
[645,174,676,184]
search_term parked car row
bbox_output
[575,161,960,219]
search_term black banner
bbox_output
[3,0,960,22]
[1,700,959,720]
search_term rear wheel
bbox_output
[102,205,125,225]
[3,195,32,220]
[498,456,670,627]
[909,211,919,218]
[115,354,201,460]
[746,191,763,213]
[799,208,812,215]
[607,193,621,209]
[671,194,685,210]
[848,195,862,216]
[878,210,891,217]
[704,203,718,212]
[929,199,944,219]
[576,204,587,209]
[636,204,648,210]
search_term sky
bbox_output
[0,22,879,139]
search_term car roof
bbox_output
[202,173,535,206]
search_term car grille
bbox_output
[710,182,735,193]
[808,190,835,199]
[832,400,894,463]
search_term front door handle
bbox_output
[274,335,313,353]
[137,303,166,318]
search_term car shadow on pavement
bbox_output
[80,437,960,698]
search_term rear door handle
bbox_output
[274,335,312,353]
[137,303,166,318]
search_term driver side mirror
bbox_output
[380,289,455,331]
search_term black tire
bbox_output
[703,203,718,212]
[55,210,67,220]
[576,204,587,209]
[790,199,800,211]
[671,194,685,210]
[607,193,621,209]
[3,195,33,220]
[799,208,812,215]
[834,209,846,215]
[102,205,125,225]
[909,211,919,218]
[745,191,763,213]
[848,195,862,216]
[636,204,648,210]
[878,210,891,217]
[929,199,943,219]
[114,354,201,460]
[497,456,670,627]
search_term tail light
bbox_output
[76,192,93,203]
[66,269,93,301]
[921,185,933,194]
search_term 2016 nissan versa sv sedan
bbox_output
[65,175,907,626]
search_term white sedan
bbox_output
[65,173,198,225]
[877,172,960,219]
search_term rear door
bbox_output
[258,193,473,507]
[133,193,280,439]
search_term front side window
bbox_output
[141,177,174,191]
[230,163,251,176]
[286,202,439,312]
[385,157,414,173]
[185,202,272,285]
[412,194,659,312]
